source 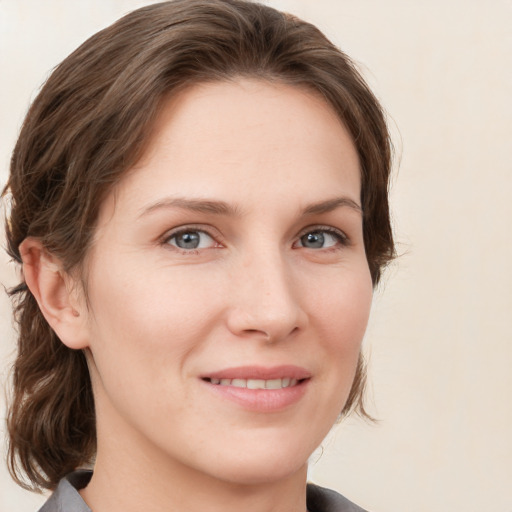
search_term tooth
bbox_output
[247,379,266,389]
[265,379,282,389]
[213,377,298,389]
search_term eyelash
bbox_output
[161,225,349,254]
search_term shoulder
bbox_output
[307,482,370,512]
[37,471,92,512]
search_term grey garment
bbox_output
[38,470,368,512]
[306,484,368,512]
[38,471,92,512]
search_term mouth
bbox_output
[200,366,311,412]
[203,377,305,389]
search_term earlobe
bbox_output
[19,238,90,350]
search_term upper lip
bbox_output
[201,365,311,381]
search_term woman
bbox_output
[4,1,394,511]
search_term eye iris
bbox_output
[302,232,325,248]
[175,232,200,249]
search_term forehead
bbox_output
[99,79,361,223]
[144,79,357,167]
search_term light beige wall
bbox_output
[1,1,511,511]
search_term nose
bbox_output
[225,249,308,343]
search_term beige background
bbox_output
[1,1,511,511]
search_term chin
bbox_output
[193,432,316,486]
[213,456,308,487]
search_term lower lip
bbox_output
[202,379,310,413]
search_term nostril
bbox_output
[242,328,270,339]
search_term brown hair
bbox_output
[4,0,394,491]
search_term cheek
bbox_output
[89,256,214,328]
[309,265,373,399]
[83,265,218,430]
[84,260,224,378]
[309,263,373,345]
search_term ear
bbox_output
[19,237,90,350]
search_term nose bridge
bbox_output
[227,242,306,340]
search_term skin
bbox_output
[22,79,373,512]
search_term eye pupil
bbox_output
[176,232,200,249]
[301,232,325,248]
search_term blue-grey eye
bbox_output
[298,230,341,249]
[168,230,215,250]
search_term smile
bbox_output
[206,377,300,389]
[201,366,311,412]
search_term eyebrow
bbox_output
[303,197,362,216]
[139,197,242,218]
[138,195,362,218]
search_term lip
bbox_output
[200,365,311,413]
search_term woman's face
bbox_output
[80,79,373,485]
